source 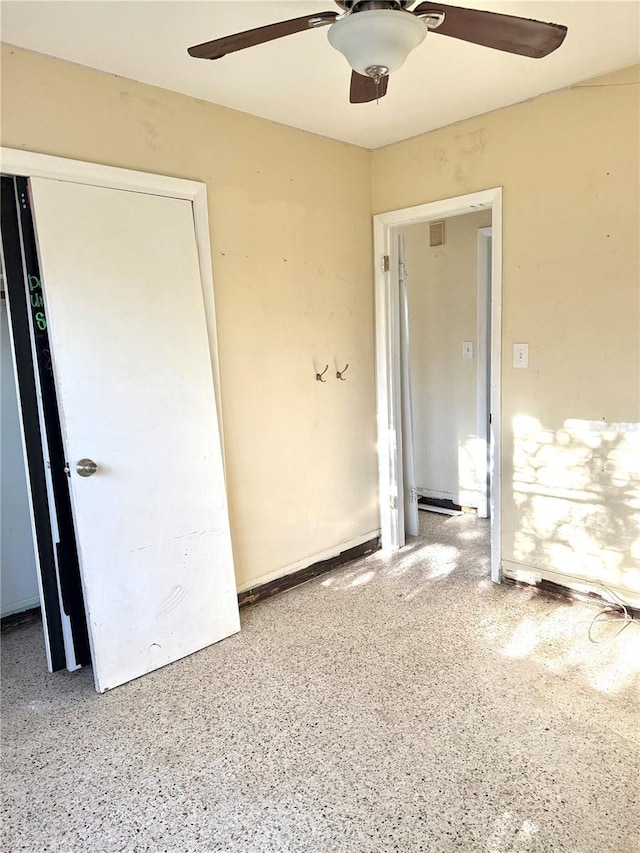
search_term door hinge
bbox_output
[409,488,418,503]
[390,495,397,510]
[399,262,407,282]
[382,255,390,272]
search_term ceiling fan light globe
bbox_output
[327,9,427,76]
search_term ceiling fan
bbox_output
[188,1,568,104]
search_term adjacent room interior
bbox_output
[1,1,639,849]
[400,210,493,514]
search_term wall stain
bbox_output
[119,91,164,151]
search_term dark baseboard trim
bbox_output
[418,496,462,512]
[1,606,42,633]
[502,575,640,620]
[238,536,381,608]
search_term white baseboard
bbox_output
[418,505,462,516]
[502,559,640,609]
[1,595,40,619]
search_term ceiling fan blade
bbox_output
[188,11,338,60]
[350,71,389,104]
[413,3,567,58]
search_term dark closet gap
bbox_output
[1,175,90,668]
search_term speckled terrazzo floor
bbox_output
[2,513,639,853]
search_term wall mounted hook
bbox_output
[316,365,329,382]
[336,363,349,381]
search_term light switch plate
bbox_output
[513,343,529,368]
[463,341,474,360]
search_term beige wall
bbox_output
[402,210,492,506]
[374,64,640,601]
[2,44,639,603]
[0,44,379,591]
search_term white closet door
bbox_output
[29,178,240,692]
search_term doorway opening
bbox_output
[373,188,502,582]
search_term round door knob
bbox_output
[76,459,98,477]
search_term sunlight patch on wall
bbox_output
[458,435,484,508]
[511,416,640,597]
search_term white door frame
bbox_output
[0,148,225,442]
[373,188,502,583]
[398,233,419,538]
[476,226,492,519]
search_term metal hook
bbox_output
[316,365,329,382]
[336,363,349,381]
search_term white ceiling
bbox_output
[1,0,639,149]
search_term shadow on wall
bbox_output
[511,416,640,599]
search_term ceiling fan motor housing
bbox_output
[334,0,412,8]
[328,8,427,76]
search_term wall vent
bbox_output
[429,220,445,247]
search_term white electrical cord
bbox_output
[513,562,640,645]
[588,583,638,644]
